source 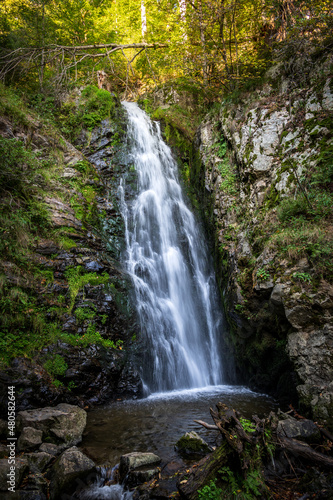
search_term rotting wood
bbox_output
[278,436,333,468]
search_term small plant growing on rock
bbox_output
[256,268,270,281]
[292,271,312,283]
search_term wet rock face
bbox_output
[0,333,142,415]
[194,55,333,427]
[0,93,143,414]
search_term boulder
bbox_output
[175,431,212,457]
[277,418,320,441]
[25,452,53,472]
[119,452,161,482]
[18,427,43,451]
[39,443,62,456]
[49,446,96,500]
[17,403,86,448]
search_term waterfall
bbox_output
[119,102,226,393]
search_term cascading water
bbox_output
[119,102,227,393]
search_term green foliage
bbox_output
[75,306,96,324]
[198,479,223,500]
[64,266,109,312]
[0,132,52,261]
[0,84,30,126]
[239,418,256,433]
[217,138,227,158]
[53,379,64,388]
[67,381,76,391]
[256,268,270,281]
[58,236,77,250]
[218,159,238,196]
[0,279,62,365]
[59,86,116,140]
[0,136,36,199]
[292,272,312,283]
[61,324,123,350]
[219,466,265,499]
[43,354,68,377]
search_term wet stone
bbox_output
[277,418,321,441]
[119,452,161,482]
[175,431,212,457]
[84,261,104,272]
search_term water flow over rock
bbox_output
[120,102,226,393]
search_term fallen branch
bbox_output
[0,42,168,83]
[194,419,219,430]
[278,436,333,468]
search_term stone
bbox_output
[18,427,43,451]
[322,79,333,110]
[17,403,87,448]
[39,443,62,456]
[175,431,212,457]
[44,197,82,229]
[270,284,285,306]
[61,167,80,178]
[126,468,160,488]
[277,418,320,441]
[35,240,59,255]
[0,458,28,491]
[287,325,333,427]
[84,261,104,272]
[306,93,321,113]
[255,280,274,292]
[119,452,161,481]
[25,452,53,471]
[49,446,96,500]
[285,305,315,330]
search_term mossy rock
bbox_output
[175,431,212,457]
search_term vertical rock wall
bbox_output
[193,54,333,427]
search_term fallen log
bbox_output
[278,436,333,468]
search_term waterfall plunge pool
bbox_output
[80,385,277,467]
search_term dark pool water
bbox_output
[80,385,278,467]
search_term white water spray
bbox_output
[120,102,226,393]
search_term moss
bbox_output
[175,432,211,456]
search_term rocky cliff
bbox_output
[0,86,142,414]
[193,53,333,427]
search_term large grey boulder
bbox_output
[17,403,86,448]
[49,446,96,500]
